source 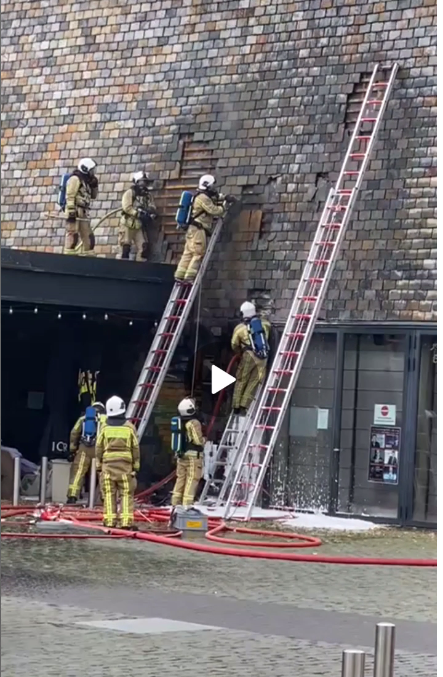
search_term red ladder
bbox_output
[126,218,224,439]
[222,63,398,521]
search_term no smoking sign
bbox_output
[374,404,396,426]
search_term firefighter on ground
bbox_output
[231,302,271,416]
[66,401,106,504]
[171,398,205,510]
[119,171,157,262]
[64,158,99,255]
[174,174,226,283]
[96,396,140,529]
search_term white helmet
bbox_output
[106,395,126,417]
[132,170,150,184]
[178,397,197,417]
[91,401,105,414]
[240,301,256,320]
[78,158,97,175]
[198,174,216,191]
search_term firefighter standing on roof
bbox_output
[231,302,271,416]
[171,398,206,509]
[64,158,98,255]
[66,402,106,504]
[119,171,157,262]
[96,396,140,529]
[174,175,226,283]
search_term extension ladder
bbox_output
[198,393,261,505]
[126,218,224,440]
[222,63,398,521]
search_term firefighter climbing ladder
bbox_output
[222,63,398,521]
[126,218,225,440]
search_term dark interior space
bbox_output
[1,302,155,465]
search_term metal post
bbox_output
[342,650,365,677]
[373,623,395,677]
[88,458,97,509]
[12,456,21,506]
[39,456,48,504]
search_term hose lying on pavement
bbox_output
[1,506,437,567]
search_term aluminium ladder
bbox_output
[222,63,398,521]
[126,217,225,440]
[198,392,262,505]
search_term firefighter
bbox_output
[171,398,205,509]
[64,158,98,255]
[96,396,140,529]
[66,402,106,504]
[119,171,157,262]
[231,302,271,415]
[174,174,226,283]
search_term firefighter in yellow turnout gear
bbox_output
[64,158,98,255]
[174,175,226,283]
[171,398,206,508]
[66,402,106,504]
[96,396,140,529]
[232,302,271,415]
[119,171,157,262]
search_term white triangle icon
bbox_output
[211,365,236,395]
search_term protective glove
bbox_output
[66,213,76,223]
[68,451,76,463]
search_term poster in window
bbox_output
[368,426,400,485]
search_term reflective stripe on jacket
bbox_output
[96,420,140,473]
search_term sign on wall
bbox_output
[373,403,396,426]
[368,426,400,485]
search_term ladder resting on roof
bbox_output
[220,63,398,521]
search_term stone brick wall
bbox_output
[2,0,436,324]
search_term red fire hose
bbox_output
[1,506,437,567]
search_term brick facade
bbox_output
[2,0,436,324]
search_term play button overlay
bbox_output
[211,365,236,395]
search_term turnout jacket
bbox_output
[96,417,140,474]
[231,318,271,358]
[191,193,225,234]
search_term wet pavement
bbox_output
[1,527,437,676]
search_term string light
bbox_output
[34,307,38,314]
[129,321,133,326]
[82,314,87,320]
[57,313,62,320]
[9,307,13,315]
[104,314,109,320]
[4,306,138,324]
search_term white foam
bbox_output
[283,512,379,532]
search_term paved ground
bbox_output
[1,526,436,676]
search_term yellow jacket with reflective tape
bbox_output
[95,419,140,474]
[70,414,107,453]
[191,193,225,234]
[184,418,206,455]
[120,188,157,230]
[65,174,96,219]
[231,318,271,360]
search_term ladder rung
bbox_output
[136,382,154,388]
[337,190,353,194]
[267,387,288,392]
[368,99,382,104]
[286,331,306,337]
[356,136,371,140]
[248,443,269,449]
[261,406,281,411]
[371,82,388,87]
[299,296,317,302]
[159,332,175,337]
[153,349,168,354]
[256,425,275,430]
[165,316,181,321]
[350,153,365,158]
[316,241,335,246]
[323,224,341,229]
[343,171,360,175]
[311,259,329,265]
[273,369,293,374]
[361,117,377,122]
[145,366,161,373]
[173,299,187,305]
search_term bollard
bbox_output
[342,650,365,677]
[373,623,395,677]
[39,456,49,504]
[88,458,97,509]
[12,456,21,506]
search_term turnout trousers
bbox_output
[171,452,203,507]
[232,351,267,411]
[67,445,96,499]
[119,226,148,261]
[174,226,207,281]
[100,468,136,527]
[64,218,95,255]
